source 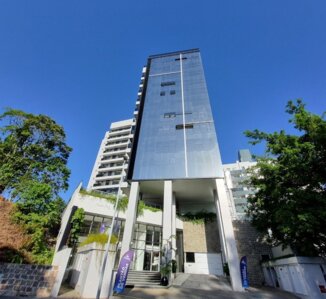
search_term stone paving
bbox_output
[0,273,300,299]
[111,274,300,299]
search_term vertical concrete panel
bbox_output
[215,178,243,292]
[163,181,172,244]
[120,182,139,256]
[171,193,176,260]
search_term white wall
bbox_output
[51,247,72,297]
[263,256,326,299]
[70,243,116,298]
[184,253,223,276]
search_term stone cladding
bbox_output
[0,263,58,297]
[233,220,272,286]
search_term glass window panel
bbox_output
[132,50,223,180]
[153,231,160,246]
[146,229,153,245]
[79,220,92,236]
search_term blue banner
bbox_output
[113,250,134,294]
[240,256,249,288]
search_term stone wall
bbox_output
[183,220,221,253]
[0,263,58,297]
[233,220,272,286]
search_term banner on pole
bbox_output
[240,256,249,289]
[113,250,134,294]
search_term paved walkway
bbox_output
[110,274,299,299]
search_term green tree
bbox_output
[0,108,72,263]
[245,100,326,256]
[13,181,65,263]
[0,108,71,197]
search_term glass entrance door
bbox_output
[143,250,160,271]
[132,224,162,272]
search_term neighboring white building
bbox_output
[87,119,135,194]
[223,149,256,220]
[86,65,146,195]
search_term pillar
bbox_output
[215,178,243,292]
[162,181,173,244]
[120,181,139,257]
[171,193,176,260]
[214,189,227,264]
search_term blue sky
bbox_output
[0,1,325,200]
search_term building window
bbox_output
[160,91,166,96]
[164,112,176,118]
[161,81,175,87]
[186,252,195,263]
[175,57,188,61]
[176,124,194,130]
[261,255,270,262]
[170,90,176,95]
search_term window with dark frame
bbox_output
[164,112,176,118]
[170,90,176,95]
[161,81,176,87]
[176,124,194,130]
[186,252,195,263]
[160,91,166,96]
[175,57,188,61]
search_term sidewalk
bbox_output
[109,274,299,299]
[110,285,299,299]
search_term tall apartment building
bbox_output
[87,67,146,195]
[54,49,244,295]
[87,119,135,194]
[120,49,242,291]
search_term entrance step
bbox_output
[126,271,161,287]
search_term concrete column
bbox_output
[215,178,243,292]
[120,181,139,257]
[163,181,173,244]
[171,193,176,260]
[214,189,228,264]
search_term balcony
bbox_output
[106,134,132,143]
[94,174,121,182]
[104,141,129,150]
[102,148,130,157]
[108,128,131,137]
[97,164,128,173]
[92,181,128,190]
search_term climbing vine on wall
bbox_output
[178,211,216,224]
[79,188,128,211]
[137,200,162,217]
[68,207,85,247]
[80,188,162,216]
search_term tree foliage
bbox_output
[245,100,326,256]
[0,108,71,263]
[0,108,71,197]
